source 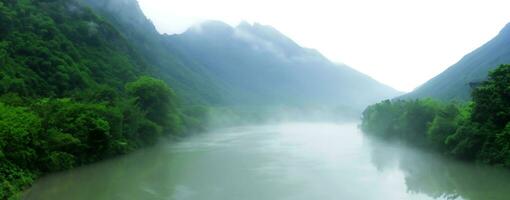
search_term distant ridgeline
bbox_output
[166,21,401,109]
[402,23,510,101]
[362,64,510,168]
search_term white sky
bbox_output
[137,0,510,92]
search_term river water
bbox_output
[24,122,510,200]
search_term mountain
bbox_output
[402,23,510,101]
[166,21,401,109]
[81,0,400,109]
[82,0,226,105]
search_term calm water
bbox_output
[24,122,510,200]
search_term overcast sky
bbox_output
[137,0,510,91]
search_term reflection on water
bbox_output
[24,123,510,200]
[367,137,510,200]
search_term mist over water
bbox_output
[24,122,510,200]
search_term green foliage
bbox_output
[471,64,510,129]
[362,99,447,147]
[0,77,189,199]
[469,64,510,165]
[126,76,181,132]
[0,104,41,172]
[0,103,39,199]
[0,1,211,199]
[362,64,510,167]
[0,0,145,98]
[427,104,466,151]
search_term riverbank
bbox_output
[361,64,510,168]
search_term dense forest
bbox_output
[362,64,510,167]
[0,1,206,199]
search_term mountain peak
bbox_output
[235,22,303,55]
[186,20,234,35]
[237,20,252,29]
[84,0,156,32]
[236,22,282,38]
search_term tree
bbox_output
[471,64,510,130]
[0,103,40,199]
[126,76,182,133]
[427,104,463,151]
[470,64,510,165]
[0,103,41,169]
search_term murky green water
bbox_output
[24,122,510,200]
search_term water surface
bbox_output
[24,122,510,200]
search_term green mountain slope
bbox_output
[167,21,401,109]
[0,1,190,198]
[402,23,510,101]
[0,0,148,97]
[81,0,225,105]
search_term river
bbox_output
[24,122,510,200]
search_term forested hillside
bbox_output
[167,21,400,109]
[0,0,147,96]
[0,1,202,198]
[82,0,226,105]
[402,23,510,101]
[362,64,510,167]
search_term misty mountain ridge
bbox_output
[185,21,328,62]
[168,20,401,108]
[402,22,510,101]
[81,0,400,110]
